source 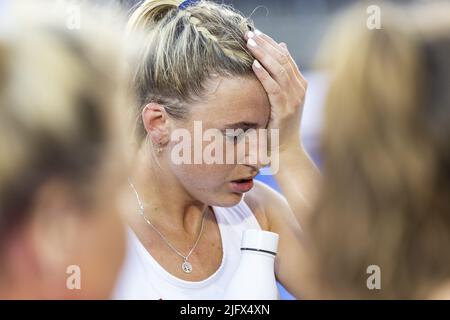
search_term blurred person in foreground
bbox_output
[0,1,132,299]
[302,1,450,299]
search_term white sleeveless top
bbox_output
[113,197,278,300]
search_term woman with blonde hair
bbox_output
[0,3,131,299]
[114,0,319,299]
[305,1,450,299]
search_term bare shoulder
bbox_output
[244,180,290,231]
[247,180,290,211]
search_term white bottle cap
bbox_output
[240,229,279,256]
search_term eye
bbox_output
[224,129,246,143]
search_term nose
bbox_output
[238,134,269,170]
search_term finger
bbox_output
[246,30,285,56]
[278,41,306,86]
[247,36,290,87]
[248,31,293,78]
[246,31,288,70]
[254,30,286,57]
[250,29,306,83]
[252,60,284,103]
[252,29,305,84]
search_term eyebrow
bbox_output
[223,122,260,130]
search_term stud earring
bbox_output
[156,143,162,155]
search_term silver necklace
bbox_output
[128,180,208,274]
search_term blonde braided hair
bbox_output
[126,0,256,141]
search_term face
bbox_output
[165,76,271,207]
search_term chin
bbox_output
[208,191,243,208]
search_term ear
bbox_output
[142,103,171,146]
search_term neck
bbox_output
[127,144,209,236]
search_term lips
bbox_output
[229,178,254,193]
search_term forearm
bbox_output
[272,139,321,227]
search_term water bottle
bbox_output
[223,229,280,300]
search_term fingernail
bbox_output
[253,60,262,69]
[247,31,255,38]
[255,29,263,36]
[248,38,257,47]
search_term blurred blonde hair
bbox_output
[308,1,450,299]
[126,0,256,141]
[0,2,133,245]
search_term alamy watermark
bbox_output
[366,265,381,290]
[367,5,382,30]
[66,264,81,290]
[168,121,280,175]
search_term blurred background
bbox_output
[0,0,433,300]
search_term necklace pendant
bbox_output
[182,260,193,273]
